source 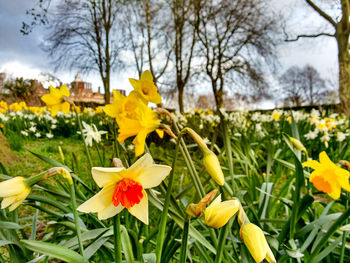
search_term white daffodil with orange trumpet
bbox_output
[78,153,171,224]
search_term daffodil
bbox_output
[204,194,239,228]
[0,177,31,211]
[302,151,350,199]
[203,150,225,186]
[41,85,70,116]
[104,90,142,121]
[129,70,162,104]
[117,102,163,156]
[77,153,171,224]
[240,223,276,263]
[186,189,218,217]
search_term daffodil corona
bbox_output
[77,153,171,224]
[303,151,350,199]
[240,223,276,263]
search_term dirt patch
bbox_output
[0,132,18,166]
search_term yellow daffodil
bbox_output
[272,110,281,121]
[129,70,162,104]
[240,223,276,263]
[41,85,70,116]
[0,100,8,113]
[203,150,225,186]
[0,177,31,211]
[118,102,163,156]
[104,90,142,121]
[302,151,350,199]
[77,153,171,224]
[204,194,239,228]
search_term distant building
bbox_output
[70,74,125,104]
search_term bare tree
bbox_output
[167,0,199,113]
[196,0,278,110]
[124,0,172,88]
[43,0,124,103]
[285,0,350,114]
[279,65,328,106]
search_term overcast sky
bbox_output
[0,0,339,108]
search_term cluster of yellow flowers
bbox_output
[104,70,164,156]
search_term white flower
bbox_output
[127,144,135,151]
[336,132,349,142]
[21,131,28,137]
[46,133,54,139]
[51,124,57,129]
[304,130,319,140]
[78,121,107,147]
[29,126,36,133]
[35,132,41,138]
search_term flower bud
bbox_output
[203,151,225,186]
[290,137,307,154]
[186,189,218,217]
[0,177,31,211]
[204,194,239,229]
[240,223,276,263]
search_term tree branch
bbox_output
[285,32,334,42]
[305,0,337,27]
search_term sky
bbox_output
[0,0,339,109]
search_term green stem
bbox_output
[114,214,122,263]
[93,140,104,166]
[214,223,229,263]
[75,110,93,173]
[155,134,181,263]
[179,215,190,263]
[71,181,84,256]
[339,192,349,263]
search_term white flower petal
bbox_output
[127,153,154,178]
[98,203,124,220]
[92,167,125,187]
[128,190,148,224]
[136,165,171,189]
[77,183,115,213]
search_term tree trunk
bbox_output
[103,77,110,103]
[178,83,184,113]
[212,83,223,110]
[337,33,350,115]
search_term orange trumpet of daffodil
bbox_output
[41,85,70,116]
[302,151,350,199]
[77,153,171,224]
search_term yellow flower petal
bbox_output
[128,190,148,224]
[335,168,350,192]
[98,203,124,220]
[240,223,269,263]
[127,153,154,176]
[204,195,239,228]
[0,177,27,197]
[135,165,171,189]
[140,70,153,81]
[92,167,125,187]
[104,104,119,118]
[319,151,334,167]
[60,85,70,97]
[328,183,341,200]
[133,129,149,156]
[302,160,320,170]
[49,85,62,98]
[77,183,115,213]
[61,102,70,114]
[41,94,60,106]
[156,129,164,139]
